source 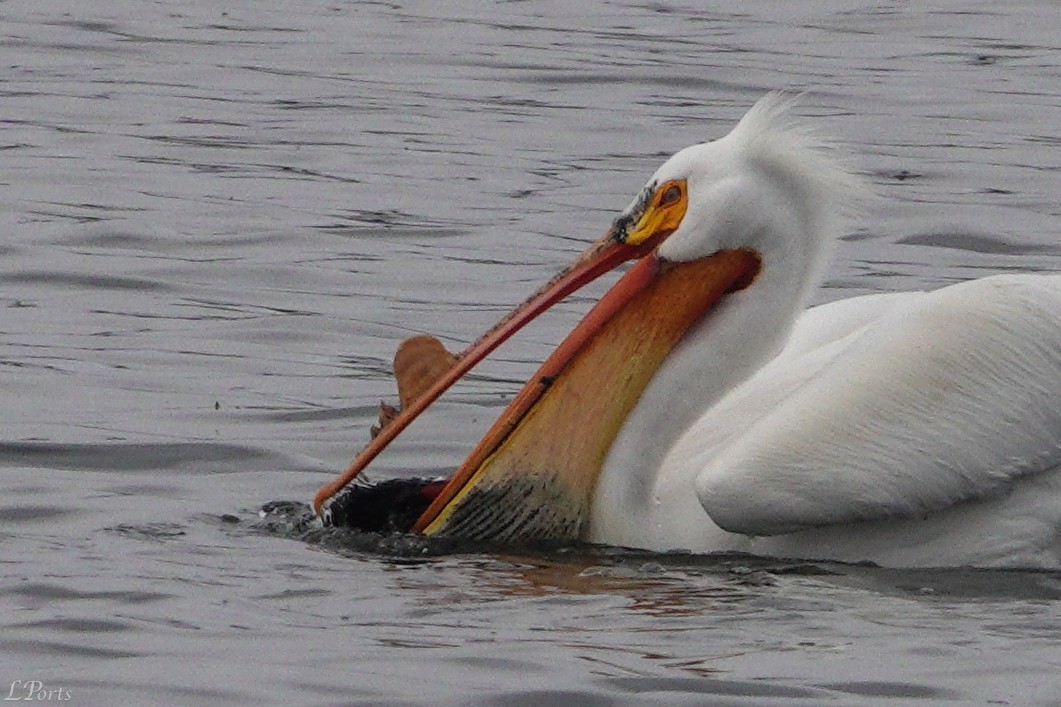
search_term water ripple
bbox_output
[0,442,276,471]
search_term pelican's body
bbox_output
[582,99,1061,568]
[317,95,1061,569]
[592,278,1061,567]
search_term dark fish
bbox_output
[322,476,447,533]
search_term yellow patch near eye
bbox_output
[624,179,688,246]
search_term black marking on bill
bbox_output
[612,180,657,243]
[434,475,583,543]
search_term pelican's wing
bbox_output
[695,274,1061,536]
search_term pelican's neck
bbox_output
[589,247,822,543]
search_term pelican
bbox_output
[314,94,1061,569]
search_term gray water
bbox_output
[3,0,1060,704]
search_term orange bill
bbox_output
[413,248,762,541]
[311,225,670,516]
[312,174,759,542]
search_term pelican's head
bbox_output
[613,94,862,281]
[313,94,863,537]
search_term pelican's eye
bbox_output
[659,183,683,207]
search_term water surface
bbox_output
[2,1,1059,704]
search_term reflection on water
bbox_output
[2,0,1060,704]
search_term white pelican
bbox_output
[315,94,1061,569]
